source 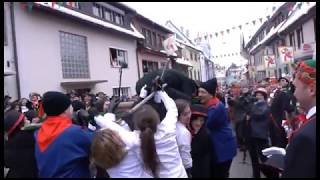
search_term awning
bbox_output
[175,58,193,67]
[61,79,108,86]
[4,70,16,76]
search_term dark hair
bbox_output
[9,100,21,112]
[133,104,160,178]
[94,99,107,113]
[175,99,190,118]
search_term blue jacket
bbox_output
[206,98,237,163]
[34,125,94,178]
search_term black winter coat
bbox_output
[191,126,212,178]
[249,100,271,140]
[4,130,38,178]
[282,115,316,178]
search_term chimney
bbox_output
[186,29,190,38]
[180,26,184,33]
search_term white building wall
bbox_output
[4,2,19,100]
[302,18,315,44]
[14,3,139,98]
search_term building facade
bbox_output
[132,13,173,78]
[4,2,19,100]
[244,2,316,83]
[10,2,144,98]
[165,20,202,80]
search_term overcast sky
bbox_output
[122,2,283,68]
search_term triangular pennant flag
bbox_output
[259,17,263,23]
[215,32,218,37]
[272,6,276,11]
[226,29,230,34]
[204,35,208,40]
[252,20,256,25]
[232,27,236,30]
[267,15,270,20]
[238,25,242,30]
[220,31,224,36]
[245,22,249,25]
[209,34,213,39]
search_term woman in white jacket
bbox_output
[94,89,187,178]
[175,99,193,176]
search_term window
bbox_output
[113,87,130,97]
[158,34,162,48]
[4,10,7,46]
[93,3,124,25]
[93,3,103,17]
[110,48,128,68]
[114,13,123,25]
[289,32,296,49]
[152,32,157,47]
[59,31,90,79]
[146,30,151,46]
[142,28,147,44]
[142,60,158,74]
[104,9,111,21]
[296,27,303,49]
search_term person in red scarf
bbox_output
[262,59,316,178]
[34,91,94,178]
[198,78,237,178]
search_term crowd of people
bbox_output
[4,59,316,178]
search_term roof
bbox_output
[113,2,137,13]
[249,21,285,53]
[34,2,144,39]
[165,20,200,51]
[278,2,316,33]
[245,2,286,49]
[135,13,173,34]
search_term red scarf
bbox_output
[37,115,72,152]
[288,116,314,144]
[206,96,220,108]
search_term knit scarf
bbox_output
[206,96,220,108]
[37,115,72,152]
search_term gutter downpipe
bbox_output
[10,2,21,99]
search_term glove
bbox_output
[107,97,121,113]
[262,147,286,157]
[94,113,116,128]
[139,85,148,99]
[154,92,161,103]
[152,76,164,91]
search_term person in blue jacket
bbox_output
[198,78,237,178]
[34,91,94,178]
